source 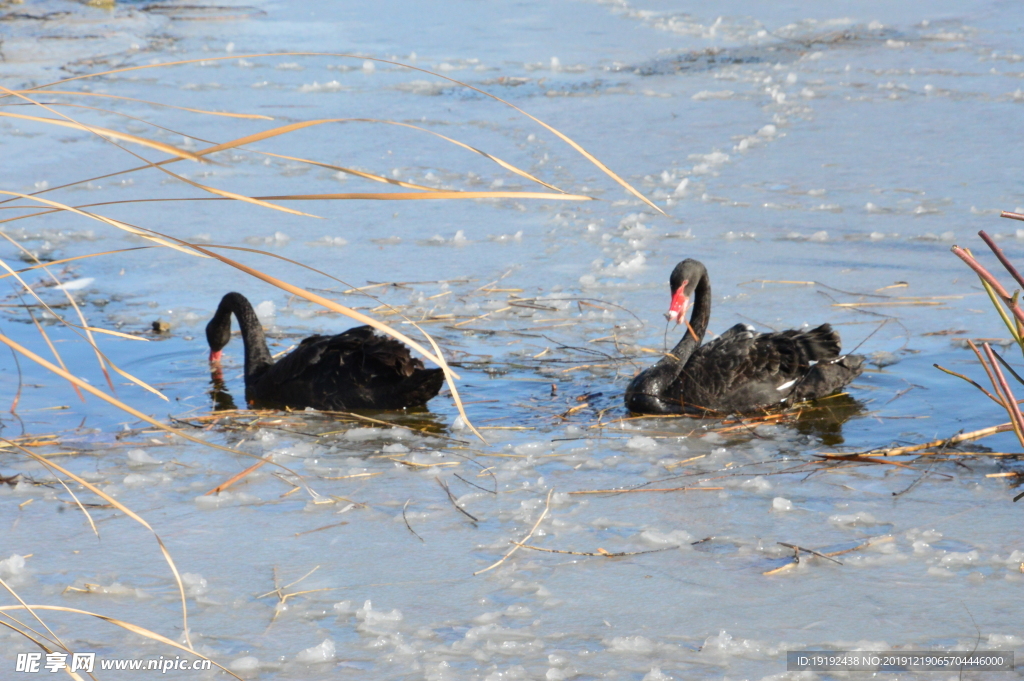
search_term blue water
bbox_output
[2,1,1024,679]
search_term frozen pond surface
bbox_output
[3,0,1024,679]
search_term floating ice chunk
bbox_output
[0,554,27,579]
[607,636,656,654]
[742,476,772,493]
[127,448,162,466]
[451,416,467,431]
[344,427,383,441]
[939,550,980,566]
[229,657,259,672]
[758,124,777,137]
[673,178,690,196]
[56,277,94,291]
[194,491,259,509]
[181,573,209,597]
[626,436,658,451]
[514,441,546,456]
[927,566,956,578]
[275,62,303,70]
[997,549,1024,565]
[640,529,693,546]
[829,511,878,526]
[255,300,275,319]
[356,599,403,624]
[772,497,793,511]
[643,668,673,681]
[295,638,336,663]
[395,80,449,96]
[245,231,290,246]
[722,231,756,240]
[298,80,343,93]
[307,236,348,247]
[988,633,1024,646]
[691,90,734,100]
[383,443,409,453]
[362,60,375,72]
[123,473,169,487]
[600,252,646,276]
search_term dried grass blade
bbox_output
[0,111,202,161]
[252,191,591,201]
[20,54,660,213]
[0,247,151,280]
[474,489,553,575]
[4,439,194,650]
[0,253,164,398]
[17,90,273,119]
[204,456,271,496]
[0,87,312,218]
[0,191,205,257]
[0,605,241,679]
[0,578,72,662]
[347,118,569,193]
[868,423,1013,457]
[23,304,84,402]
[0,331,303,464]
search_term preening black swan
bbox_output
[625,259,864,415]
[206,292,444,411]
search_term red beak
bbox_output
[209,350,223,363]
[667,281,689,325]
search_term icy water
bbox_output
[3,0,1024,679]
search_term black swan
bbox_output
[625,259,864,415]
[206,292,444,411]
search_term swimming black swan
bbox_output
[625,259,864,415]
[206,292,445,411]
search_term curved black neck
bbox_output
[668,269,710,362]
[212,293,274,380]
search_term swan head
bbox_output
[666,259,705,325]
[206,295,236,362]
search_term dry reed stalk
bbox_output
[763,536,894,576]
[474,489,553,575]
[983,342,1024,446]
[204,456,273,496]
[842,423,1014,457]
[569,486,723,495]
[0,603,243,680]
[513,542,679,558]
[3,438,194,650]
[7,53,663,214]
[951,245,1024,328]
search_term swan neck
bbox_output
[218,293,274,380]
[669,268,710,361]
